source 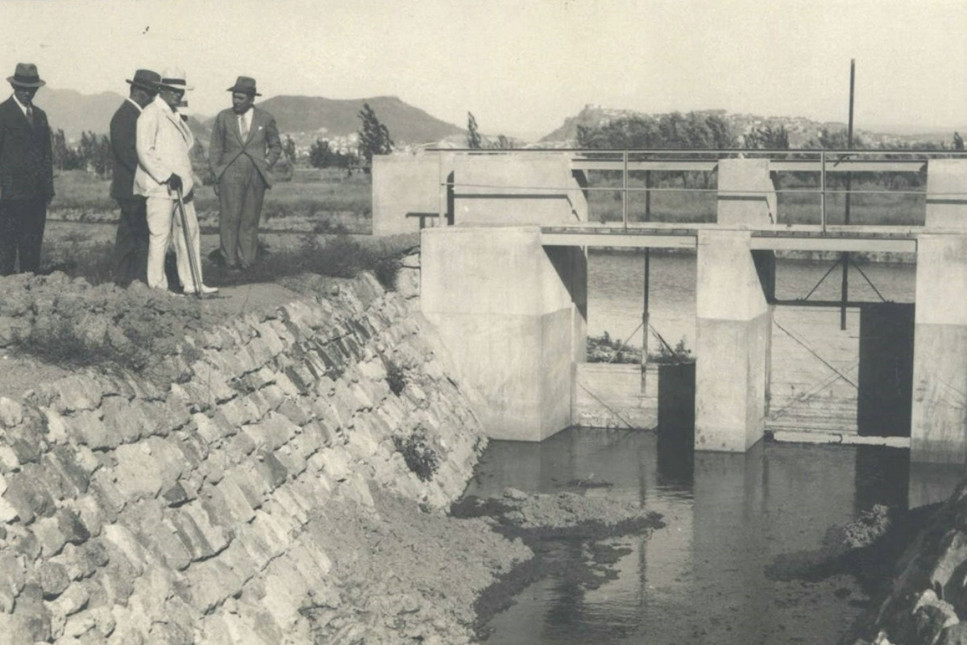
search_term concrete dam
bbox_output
[374,149,967,471]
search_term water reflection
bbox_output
[466,429,935,645]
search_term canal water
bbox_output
[467,430,911,645]
[467,253,923,644]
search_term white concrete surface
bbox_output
[421,226,587,441]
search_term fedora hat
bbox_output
[7,63,45,88]
[227,76,260,96]
[158,67,193,92]
[125,69,161,93]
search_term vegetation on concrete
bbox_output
[586,331,641,364]
[648,336,693,364]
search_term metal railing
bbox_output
[429,147,967,233]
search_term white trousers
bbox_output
[145,196,204,291]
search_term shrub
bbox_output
[648,337,693,364]
[393,428,439,482]
[384,357,406,395]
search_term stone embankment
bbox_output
[0,268,528,644]
[852,481,967,645]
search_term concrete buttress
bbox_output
[695,229,773,452]
[421,226,587,441]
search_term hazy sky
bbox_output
[1,0,966,137]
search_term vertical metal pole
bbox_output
[622,150,629,229]
[840,59,855,331]
[642,169,651,391]
[437,153,446,226]
[821,150,826,232]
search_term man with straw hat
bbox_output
[134,67,217,295]
[0,63,54,275]
[110,68,161,286]
[208,75,281,271]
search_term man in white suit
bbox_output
[134,67,217,294]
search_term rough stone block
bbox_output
[225,431,257,464]
[53,375,103,414]
[187,360,237,405]
[3,468,54,524]
[113,443,166,501]
[89,471,126,520]
[276,399,310,428]
[167,501,232,562]
[216,397,260,429]
[100,397,150,445]
[269,488,307,528]
[0,397,24,428]
[66,410,114,451]
[258,554,309,632]
[238,511,289,569]
[48,446,91,497]
[254,451,288,491]
[183,559,242,614]
[51,541,107,582]
[0,552,26,612]
[190,413,220,445]
[38,561,71,599]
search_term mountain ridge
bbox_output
[31,87,462,145]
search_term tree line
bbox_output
[52,129,113,178]
[307,102,394,172]
[53,101,399,179]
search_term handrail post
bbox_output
[820,150,827,233]
[622,150,629,229]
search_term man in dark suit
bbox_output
[110,69,160,285]
[209,76,281,270]
[0,63,54,275]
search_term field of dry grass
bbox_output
[50,167,373,233]
[584,173,926,226]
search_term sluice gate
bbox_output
[374,149,967,468]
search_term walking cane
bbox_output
[175,186,204,298]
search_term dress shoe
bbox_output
[183,284,219,295]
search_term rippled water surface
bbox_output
[466,429,914,645]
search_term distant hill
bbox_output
[222,95,463,144]
[34,87,125,140]
[30,88,462,146]
[540,104,952,148]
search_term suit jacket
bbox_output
[134,95,195,199]
[109,99,142,201]
[0,96,54,202]
[208,106,281,187]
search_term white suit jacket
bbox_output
[134,95,195,199]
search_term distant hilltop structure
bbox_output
[539,104,949,148]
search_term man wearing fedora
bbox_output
[0,63,54,275]
[134,67,217,295]
[110,69,160,286]
[208,75,281,271]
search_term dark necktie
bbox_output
[25,105,33,127]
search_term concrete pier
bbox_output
[911,233,967,463]
[695,230,773,451]
[910,160,967,463]
[421,226,587,441]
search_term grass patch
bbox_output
[206,234,402,291]
[7,277,206,377]
[50,167,373,224]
